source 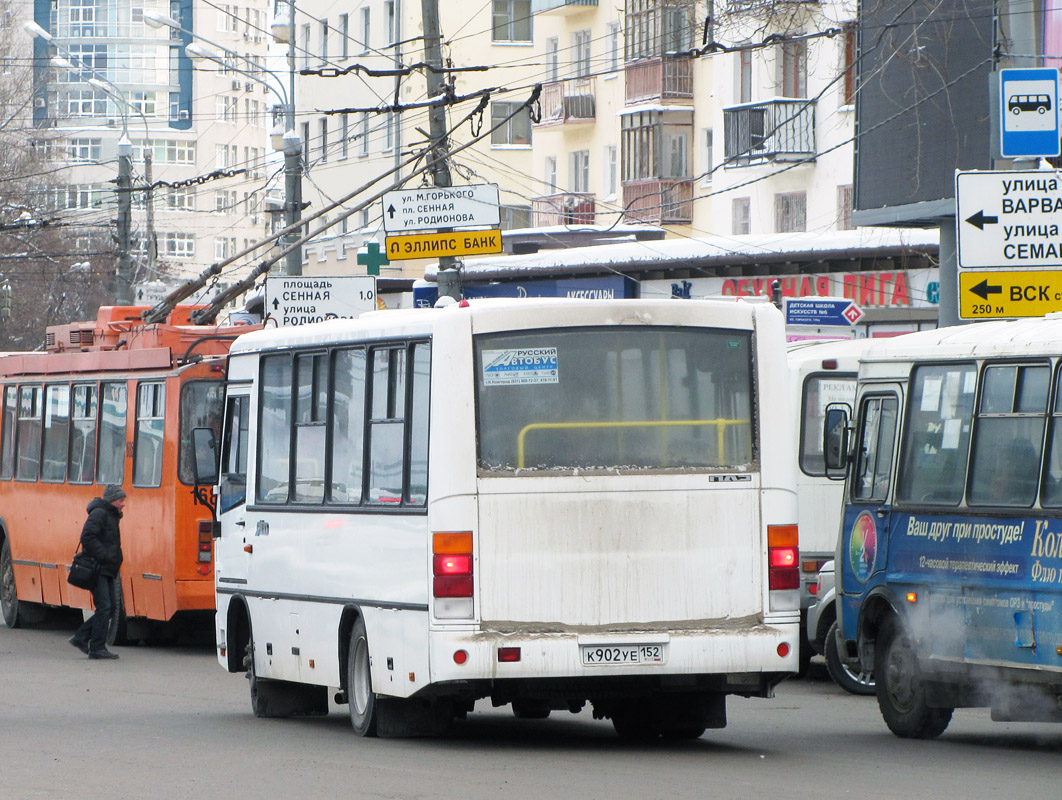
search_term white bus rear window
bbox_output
[474,327,754,472]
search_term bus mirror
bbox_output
[192,427,219,486]
[823,406,850,473]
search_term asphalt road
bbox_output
[1,615,1059,800]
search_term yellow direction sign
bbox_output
[385,229,502,261]
[959,270,1062,319]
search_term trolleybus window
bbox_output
[41,384,70,483]
[179,380,224,485]
[97,381,127,486]
[896,363,976,505]
[967,363,1048,507]
[474,327,753,472]
[0,386,14,479]
[16,385,42,481]
[69,384,98,484]
[134,382,165,487]
[408,343,430,504]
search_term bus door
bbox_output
[839,388,900,633]
[216,388,251,589]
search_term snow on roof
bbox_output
[425,228,940,280]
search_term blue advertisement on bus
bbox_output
[839,505,1062,669]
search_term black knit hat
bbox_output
[103,485,126,504]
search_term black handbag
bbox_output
[67,544,99,590]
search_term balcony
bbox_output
[535,78,596,126]
[621,179,692,225]
[532,0,597,13]
[532,193,596,226]
[723,98,816,167]
[625,56,694,106]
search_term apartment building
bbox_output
[294,1,861,277]
[26,0,274,293]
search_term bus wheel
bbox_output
[347,617,378,736]
[875,617,952,738]
[1,539,20,628]
[825,621,875,696]
[610,700,656,740]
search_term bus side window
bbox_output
[896,364,976,505]
[968,363,1048,508]
[220,395,248,514]
[852,395,898,503]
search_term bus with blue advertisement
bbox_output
[825,318,1062,738]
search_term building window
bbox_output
[319,118,328,162]
[69,138,101,163]
[837,184,854,230]
[302,121,310,165]
[301,24,311,69]
[626,0,692,60]
[604,145,617,198]
[780,38,807,98]
[732,197,750,235]
[546,37,559,82]
[384,111,395,152]
[701,128,713,185]
[359,114,369,156]
[500,205,532,230]
[385,0,395,43]
[163,232,195,259]
[490,101,531,146]
[570,150,590,193]
[545,155,557,193]
[572,30,591,78]
[320,20,328,62]
[739,47,753,103]
[341,113,349,159]
[841,24,857,106]
[608,21,621,71]
[360,7,370,53]
[339,13,349,59]
[621,110,692,181]
[492,0,531,43]
[775,191,807,232]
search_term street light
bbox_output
[145,7,304,276]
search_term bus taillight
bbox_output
[433,532,473,619]
[198,521,213,563]
[767,525,800,611]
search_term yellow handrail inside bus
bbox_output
[516,418,750,469]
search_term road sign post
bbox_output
[999,68,1061,158]
[263,275,377,328]
[381,185,500,233]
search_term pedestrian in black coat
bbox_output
[69,485,126,660]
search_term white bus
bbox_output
[826,318,1062,737]
[786,338,876,666]
[204,298,800,738]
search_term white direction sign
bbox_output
[956,170,1062,269]
[264,276,377,328]
[382,184,500,233]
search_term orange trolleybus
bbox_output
[0,305,251,644]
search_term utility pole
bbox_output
[421,0,459,300]
[283,0,303,277]
[115,134,133,305]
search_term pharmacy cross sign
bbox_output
[357,242,389,276]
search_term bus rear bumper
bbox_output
[427,621,799,695]
[175,579,215,611]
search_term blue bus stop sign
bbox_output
[1000,68,1060,158]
